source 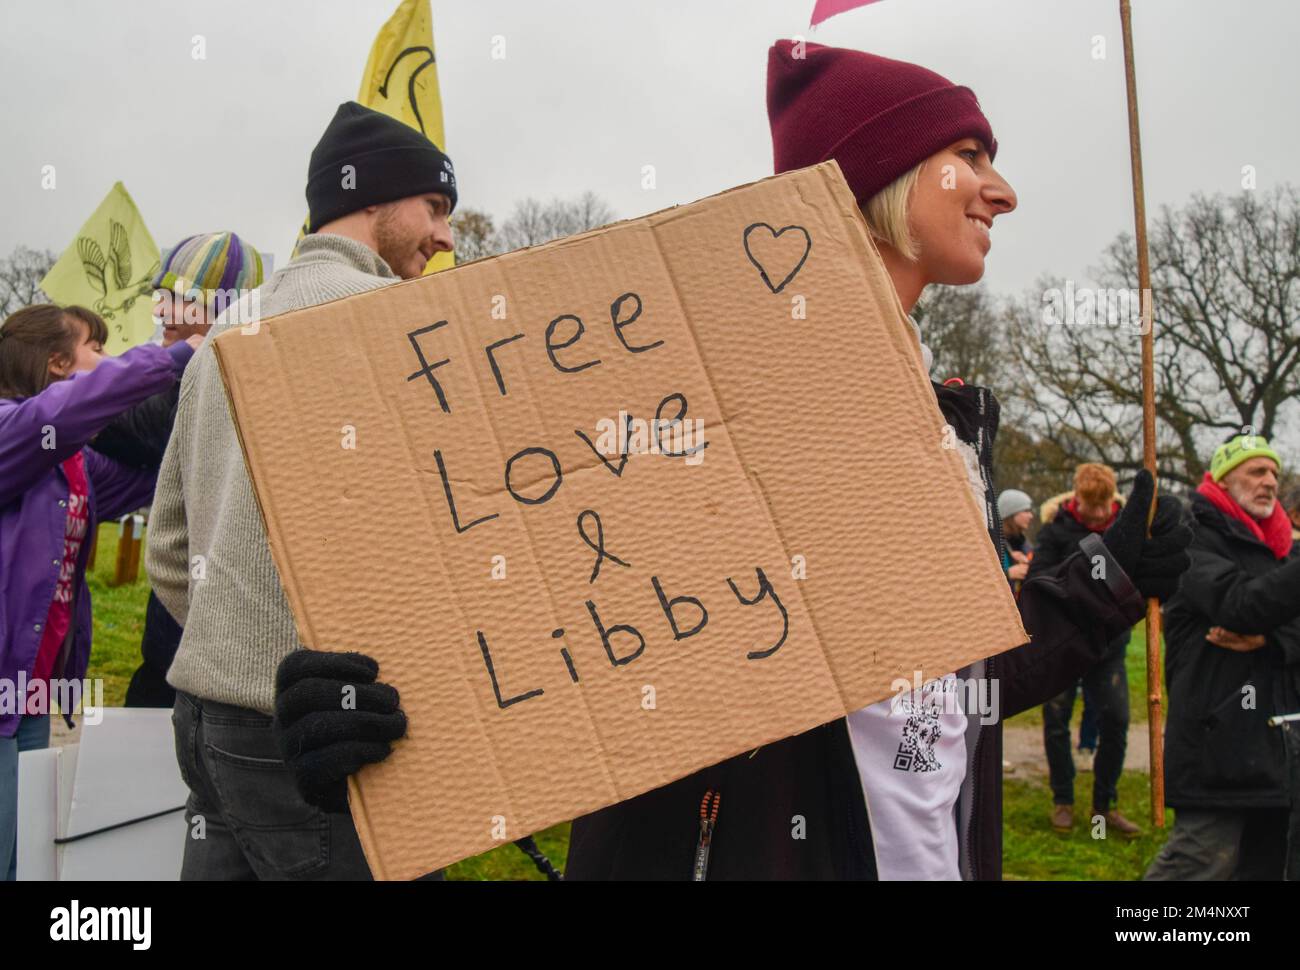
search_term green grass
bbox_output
[1003,772,1171,880]
[1000,618,1175,879]
[443,824,571,881]
[82,522,1168,880]
[85,520,152,706]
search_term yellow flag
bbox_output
[297,0,454,275]
[40,182,160,356]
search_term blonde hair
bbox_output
[861,162,924,261]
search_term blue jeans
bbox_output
[1,714,52,881]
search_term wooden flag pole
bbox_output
[1118,0,1165,827]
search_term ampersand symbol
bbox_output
[577,509,631,583]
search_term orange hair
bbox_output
[1074,463,1117,507]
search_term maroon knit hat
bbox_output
[767,40,997,204]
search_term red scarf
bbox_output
[1063,497,1120,533]
[1197,472,1293,560]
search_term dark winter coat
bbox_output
[1028,498,1118,576]
[93,384,180,472]
[1162,492,1300,809]
[93,383,185,707]
[565,382,1145,881]
[1028,498,1132,658]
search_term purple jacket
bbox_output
[0,341,193,737]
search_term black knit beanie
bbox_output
[306,101,457,232]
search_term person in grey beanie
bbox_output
[997,488,1035,587]
[146,102,455,880]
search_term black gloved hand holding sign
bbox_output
[273,650,407,813]
[1101,469,1193,602]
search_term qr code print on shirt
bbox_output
[893,706,942,772]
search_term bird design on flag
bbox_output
[76,221,158,318]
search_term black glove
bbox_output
[273,650,407,813]
[1101,469,1193,601]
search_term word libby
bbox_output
[477,566,790,710]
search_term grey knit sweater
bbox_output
[147,233,399,713]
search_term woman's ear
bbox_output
[47,351,72,380]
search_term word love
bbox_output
[477,567,790,710]
[434,390,708,535]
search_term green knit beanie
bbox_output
[1210,433,1282,482]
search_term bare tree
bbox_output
[917,283,1073,502]
[450,208,503,263]
[0,245,57,317]
[497,193,616,252]
[1004,186,1300,488]
[915,283,1008,388]
[566,190,617,235]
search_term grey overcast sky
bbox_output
[2,0,1296,296]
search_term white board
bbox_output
[58,709,187,880]
[16,743,77,881]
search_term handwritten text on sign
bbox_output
[402,222,813,712]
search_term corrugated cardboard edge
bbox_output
[813,162,1027,652]
[214,337,393,876]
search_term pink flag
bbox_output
[811,0,886,26]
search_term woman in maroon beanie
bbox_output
[564,40,1192,881]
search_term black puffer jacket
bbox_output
[565,382,1146,881]
[93,384,185,708]
[1029,497,1119,576]
[92,384,180,471]
[1162,492,1300,809]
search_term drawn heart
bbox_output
[743,222,812,294]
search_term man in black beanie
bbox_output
[147,102,455,880]
[305,100,458,277]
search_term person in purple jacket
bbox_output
[0,302,197,880]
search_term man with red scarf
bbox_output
[1146,433,1300,880]
[1030,464,1140,836]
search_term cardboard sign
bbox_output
[213,161,1026,879]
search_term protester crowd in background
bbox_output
[997,488,1034,592]
[0,38,1294,883]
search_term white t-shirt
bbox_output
[846,676,966,880]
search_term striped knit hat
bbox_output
[152,231,264,299]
